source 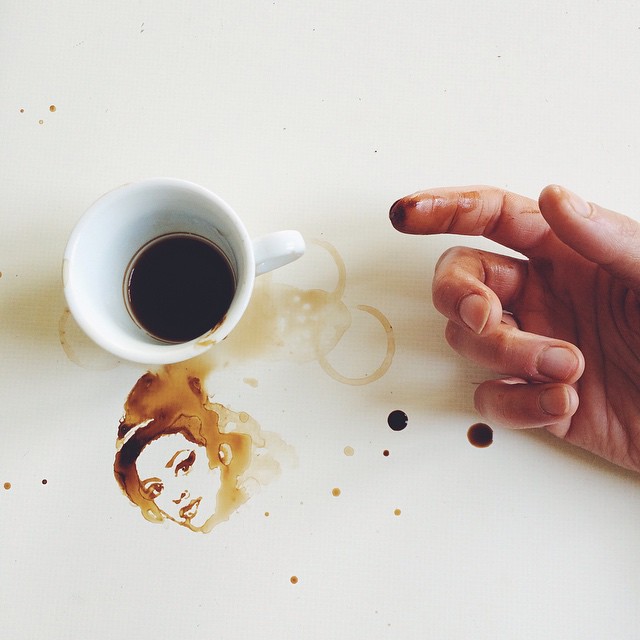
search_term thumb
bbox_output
[539,185,640,291]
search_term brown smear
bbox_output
[389,190,480,235]
[114,365,294,533]
[213,240,395,386]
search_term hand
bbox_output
[390,185,640,472]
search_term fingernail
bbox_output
[536,346,578,380]
[389,199,406,228]
[459,294,490,334]
[539,386,571,416]
[563,188,592,218]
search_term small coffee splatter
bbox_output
[41,479,48,485]
[49,105,56,112]
[290,576,299,584]
[19,108,24,113]
[331,487,341,497]
[387,410,408,431]
[383,449,390,457]
[393,508,401,516]
[38,119,44,125]
[467,423,493,448]
[3,482,11,490]
[264,511,270,517]
[243,377,258,388]
[343,445,354,457]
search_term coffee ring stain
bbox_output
[310,238,346,300]
[317,304,395,386]
[58,308,120,371]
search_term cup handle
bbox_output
[253,230,306,276]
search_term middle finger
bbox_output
[445,320,584,383]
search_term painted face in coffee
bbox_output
[136,432,222,530]
[114,367,292,534]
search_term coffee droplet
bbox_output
[394,508,401,516]
[467,423,493,448]
[49,105,56,112]
[383,449,390,457]
[264,511,270,517]
[332,487,341,497]
[3,482,11,490]
[41,479,48,485]
[343,446,354,456]
[387,410,408,431]
[290,576,299,584]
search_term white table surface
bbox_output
[2,1,640,638]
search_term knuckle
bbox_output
[434,245,468,272]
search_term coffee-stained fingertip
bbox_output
[389,198,407,229]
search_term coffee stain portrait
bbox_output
[114,366,294,533]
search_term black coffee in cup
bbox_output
[125,233,236,343]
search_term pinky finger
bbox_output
[474,378,579,429]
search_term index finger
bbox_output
[389,186,554,257]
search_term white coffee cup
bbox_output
[63,178,305,364]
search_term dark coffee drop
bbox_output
[126,234,235,343]
[467,423,493,448]
[387,410,408,431]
